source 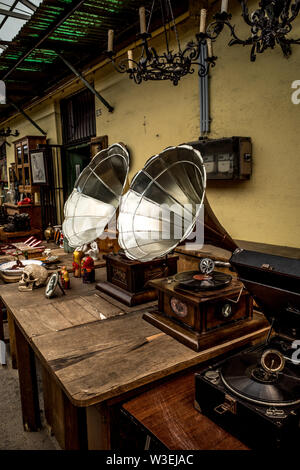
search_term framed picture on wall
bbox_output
[30,150,47,185]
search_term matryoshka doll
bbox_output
[72,248,83,278]
[81,255,95,284]
[60,266,70,289]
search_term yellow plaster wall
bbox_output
[4,78,88,168]
[2,3,300,248]
[93,7,300,248]
[5,98,58,168]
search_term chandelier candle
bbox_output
[139,6,147,34]
[207,39,213,58]
[105,0,218,84]
[200,9,207,34]
[107,29,114,52]
[221,0,229,13]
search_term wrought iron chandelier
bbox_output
[203,0,300,62]
[105,1,217,86]
[0,127,19,138]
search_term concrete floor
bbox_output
[0,324,60,450]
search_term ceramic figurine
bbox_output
[81,255,95,284]
[60,266,70,289]
[59,232,64,249]
[87,241,99,261]
[43,248,52,258]
[72,249,83,277]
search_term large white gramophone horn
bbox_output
[63,143,129,247]
[118,145,206,262]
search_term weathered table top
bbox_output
[31,311,268,407]
[0,268,106,312]
[0,267,157,338]
[1,261,268,411]
[175,244,232,261]
[176,240,300,260]
[122,370,248,450]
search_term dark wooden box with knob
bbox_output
[96,253,178,307]
[143,276,268,351]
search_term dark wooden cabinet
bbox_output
[14,135,46,195]
[10,135,46,233]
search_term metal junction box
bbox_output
[188,137,252,180]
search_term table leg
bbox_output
[0,301,4,342]
[42,364,87,450]
[14,322,41,431]
[86,404,111,450]
[7,310,17,369]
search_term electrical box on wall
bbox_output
[187,137,252,180]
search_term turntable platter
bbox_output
[221,350,300,406]
[175,270,232,292]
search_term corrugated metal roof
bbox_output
[0,0,188,121]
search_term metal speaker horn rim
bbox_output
[118,144,206,262]
[63,142,130,248]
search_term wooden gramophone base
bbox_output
[96,281,158,307]
[142,311,269,352]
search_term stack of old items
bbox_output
[3,213,31,232]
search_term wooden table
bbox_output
[0,265,106,368]
[7,282,268,449]
[0,245,106,278]
[122,370,249,450]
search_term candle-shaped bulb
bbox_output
[200,9,207,34]
[221,0,229,13]
[207,38,213,58]
[139,6,147,34]
[128,50,134,69]
[107,29,114,52]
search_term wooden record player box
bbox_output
[96,253,178,306]
[143,276,268,351]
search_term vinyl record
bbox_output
[175,270,232,292]
[221,350,300,406]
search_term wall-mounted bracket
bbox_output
[8,100,47,135]
[58,54,114,113]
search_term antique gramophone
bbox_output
[195,249,300,449]
[115,144,268,350]
[63,143,178,306]
[63,143,267,353]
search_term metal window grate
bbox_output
[60,88,96,145]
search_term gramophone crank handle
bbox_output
[214,261,231,267]
[199,258,231,274]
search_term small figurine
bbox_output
[43,248,52,258]
[60,266,70,289]
[81,255,95,284]
[59,232,64,249]
[72,248,83,278]
[87,241,99,261]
